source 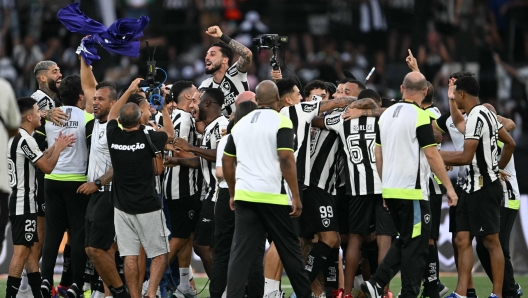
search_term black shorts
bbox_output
[85,192,115,250]
[194,190,215,247]
[375,198,398,236]
[348,194,380,235]
[456,180,502,237]
[429,183,446,240]
[449,185,465,233]
[302,185,338,234]
[36,171,45,217]
[335,187,349,235]
[167,194,200,239]
[10,213,38,247]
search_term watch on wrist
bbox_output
[94,179,102,188]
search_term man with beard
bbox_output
[166,88,229,280]
[199,25,252,116]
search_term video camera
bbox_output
[139,41,168,111]
[252,34,288,70]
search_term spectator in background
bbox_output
[12,35,44,96]
[417,30,451,82]
[386,0,415,62]
[0,0,21,53]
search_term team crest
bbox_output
[65,108,72,120]
[25,233,33,241]
[189,210,195,219]
[424,214,431,224]
[42,203,46,212]
[322,218,330,228]
[99,130,105,139]
[222,81,231,92]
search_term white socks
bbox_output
[179,267,191,290]
[264,278,280,294]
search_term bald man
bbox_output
[235,91,257,108]
[223,81,311,298]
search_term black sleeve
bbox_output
[224,135,236,156]
[435,112,450,133]
[34,125,48,151]
[416,123,437,148]
[85,119,95,150]
[149,130,169,153]
[375,118,381,145]
[277,127,294,151]
[106,119,118,143]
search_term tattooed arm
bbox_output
[206,25,253,73]
[319,96,357,113]
[340,98,386,120]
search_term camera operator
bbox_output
[199,25,252,116]
[107,78,174,298]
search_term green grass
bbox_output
[1,274,526,297]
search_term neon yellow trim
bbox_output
[425,109,439,120]
[498,141,504,148]
[434,176,442,185]
[505,200,520,210]
[413,106,431,127]
[435,121,446,133]
[422,143,437,149]
[278,113,293,129]
[234,189,289,205]
[45,173,88,182]
[84,111,94,124]
[223,151,236,157]
[375,143,381,146]
[382,188,423,200]
[35,130,46,136]
[277,148,294,152]
[412,222,422,238]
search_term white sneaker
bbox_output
[16,286,33,298]
[173,285,198,298]
[142,280,161,297]
[263,290,285,298]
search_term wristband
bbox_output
[220,34,232,44]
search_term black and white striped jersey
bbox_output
[31,89,55,111]
[463,105,503,193]
[309,111,341,193]
[200,115,229,201]
[7,129,43,215]
[280,101,321,187]
[198,62,249,116]
[164,109,199,199]
[325,114,382,196]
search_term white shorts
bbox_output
[114,208,170,258]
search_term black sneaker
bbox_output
[66,283,83,298]
[41,279,52,298]
[361,280,384,298]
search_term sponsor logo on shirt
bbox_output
[227,67,238,76]
[302,103,317,113]
[325,115,340,126]
[99,130,105,139]
[474,119,483,137]
[224,92,236,108]
[110,143,146,152]
[21,144,37,160]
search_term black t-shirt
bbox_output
[107,120,168,214]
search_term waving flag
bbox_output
[57,3,149,65]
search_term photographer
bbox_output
[199,25,252,116]
[107,78,174,298]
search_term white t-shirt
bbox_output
[215,135,229,189]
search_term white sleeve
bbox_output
[464,114,483,140]
[324,113,343,132]
[216,136,229,168]
[300,101,321,122]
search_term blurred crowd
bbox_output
[1,0,528,145]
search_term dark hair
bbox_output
[454,76,480,97]
[358,89,381,106]
[423,81,434,104]
[171,80,193,104]
[202,87,225,107]
[96,81,117,101]
[226,120,235,134]
[325,82,336,96]
[276,78,297,98]
[450,71,475,80]
[210,42,234,66]
[234,101,257,125]
[127,93,147,106]
[381,97,395,108]
[340,78,366,91]
[59,75,84,106]
[304,80,327,98]
[17,97,36,117]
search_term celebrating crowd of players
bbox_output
[1,24,523,298]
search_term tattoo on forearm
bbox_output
[229,39,252,71]
[349,98,377,109]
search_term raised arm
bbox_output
[447,78,466,133]
[319,96,357,113]
[156,87,175,143]
[80,54,97,114]
[108,78,142,121]
[206,25,253,73]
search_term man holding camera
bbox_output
[199,25,252,116]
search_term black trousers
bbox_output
[476,206,518,297]
[372,199,431,298]
[227,200,311,298]
[41,179,90,286]
[210,189,265,298]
